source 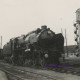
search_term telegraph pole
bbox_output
[61,28,63,35]
[1,36,2,49]
[65,29,68,57]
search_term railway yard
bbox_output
[0,25,79,80]
[0,57,80,80]
[0,9,79,80]
[0,0,80,80]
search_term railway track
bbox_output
[1,69,25,80]
[0,64,30,80]
[0,59,80,80]
[51,67,80,75]
[0,61,59,80]
[49,60,80,76]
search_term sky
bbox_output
[0,0,80,47]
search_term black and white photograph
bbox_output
[0,0,80,80]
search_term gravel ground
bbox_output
[7,74,19,80]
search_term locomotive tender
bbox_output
[3,25,64,66]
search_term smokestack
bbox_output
[41,25,47,30]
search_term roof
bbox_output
[64,45,76,53]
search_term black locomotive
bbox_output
[3,25,64,66]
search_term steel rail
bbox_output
[0,62,57,80]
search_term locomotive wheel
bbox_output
[53,56,60,65]
[32,59,37,66]
[17,55,24,65]
[39,57,45,67]
[10,56,17,65]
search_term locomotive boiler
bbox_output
[3,25,64,66]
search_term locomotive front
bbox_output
[37,25,55,48]
[36,26,64,65]
[24,25,60,66]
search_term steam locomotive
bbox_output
[3,25,64,66]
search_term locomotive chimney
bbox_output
[41,25,47,30]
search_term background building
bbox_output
[74,8,80,55]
